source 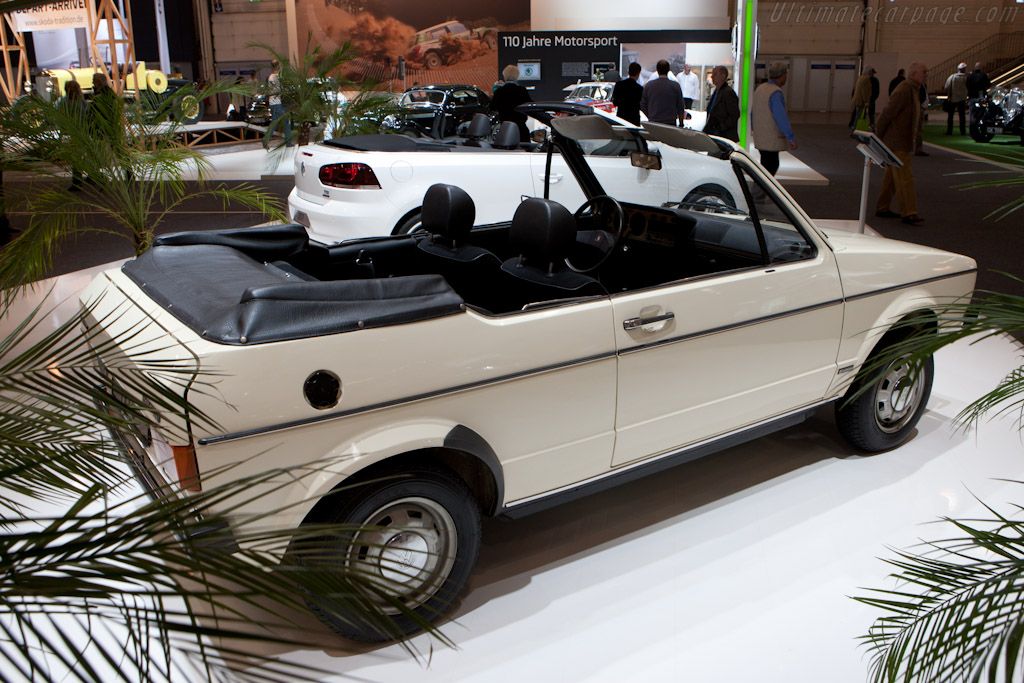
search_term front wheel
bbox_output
[835,342,934,452]
[682,184,737,211]
[970,122,994,143]
[303,465,481,642]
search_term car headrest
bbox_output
[510,198,576,268]
[421,183,476,244]
[465,113,491,140]
[493,121,521,149]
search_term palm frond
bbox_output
[857,490,1024,683]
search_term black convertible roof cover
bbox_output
[123,225,465,345]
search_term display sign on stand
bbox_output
[851,130,903,234]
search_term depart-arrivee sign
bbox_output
[11,1,90,32]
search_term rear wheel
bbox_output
[303,465,481,642]
[424,52,443,69]
[392,211,423,235]
[835,333,934,452]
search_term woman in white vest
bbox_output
[752,63,797,177]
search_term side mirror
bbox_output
[631,151,662,170]
[531,128,548,144]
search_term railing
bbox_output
[927,31,1024,92]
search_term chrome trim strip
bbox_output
[198,350,618,446]
[843,268,977,303]
[505,399,836,510]
[619,298,844,355]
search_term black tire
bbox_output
[835,335,934,452]
[304,465,481,642]
[970,122,994,143]
[482,32,497,50]
[424,52,443,69]
[682,184,736,211]
[392,211,423,235]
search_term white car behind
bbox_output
[289,106,739,244]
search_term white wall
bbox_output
[531,0,729,30]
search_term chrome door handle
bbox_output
[539,173,564,183]
[623,312,675,331]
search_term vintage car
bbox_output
[406,20,498,68]
[379,84,491,140]
[563,81,615,113]
[81,102,977,643]
[969,84,1024,143]
[292,105,744,244]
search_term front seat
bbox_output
[492,121,521,150]
[499,198,607,304]
[463,113,493,147]
[414,184,502,308]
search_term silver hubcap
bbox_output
[348,497,457,612]
[873,357,924,433]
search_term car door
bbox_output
[530,135,670,210]
[610,156,845,467]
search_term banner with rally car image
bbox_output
[294,0,530,93]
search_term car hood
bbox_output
[822,229,977,298]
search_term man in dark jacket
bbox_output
[640,60,686,126]
[612,62,643,125]
[966,62,991,99]
[702,65,740,142]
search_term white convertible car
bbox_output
[82,103,976,643]
[289,105,740,243]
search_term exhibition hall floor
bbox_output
[10,265,1022,683]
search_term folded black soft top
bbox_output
[122,226,465,345]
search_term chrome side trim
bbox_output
[619,299,844,355]
[198,351,618,446]
[842,269,978,303]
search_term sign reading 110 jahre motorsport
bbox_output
[11,1,90,32]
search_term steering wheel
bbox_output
[566,195,626,273]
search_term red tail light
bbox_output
[319,163,381,189]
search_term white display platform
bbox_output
[7,266,1022,683]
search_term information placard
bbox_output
[12,1,90,32]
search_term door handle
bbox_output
[623,312,675,331]
[539,173,564,183]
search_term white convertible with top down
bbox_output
[81,102,976,642]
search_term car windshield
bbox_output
[567,85,611,100]
[401,90,445,107]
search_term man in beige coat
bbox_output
[874,62,927,225]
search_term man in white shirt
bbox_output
[679,63,700,109]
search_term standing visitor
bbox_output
[702,65,740,141]
[612,62,644,126]
[679,63,700,110]
[868,67,880,126]
[943,62,968,135]
[58,80,87,191]
[751,62,797,176]
[850,67,874,130]
[267,59,292,147]
[875,62,927,225]
[640,60,686,126]
[966,62,991,100]
[490,64,533,142]
[888,68,906,96]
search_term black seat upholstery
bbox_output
[463,113,493,147]
[493,121,521,150]
[465,113,491,140]
[500,198,607,304]
[413,184,504,311]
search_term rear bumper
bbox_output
[288,187,399,244]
